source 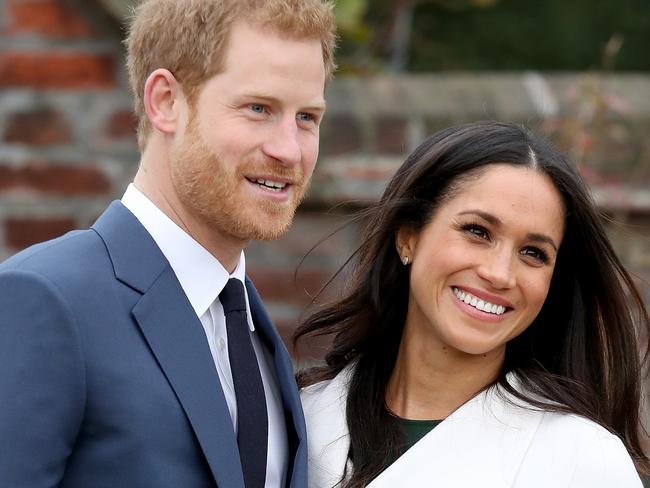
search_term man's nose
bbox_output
[262,116,301,167]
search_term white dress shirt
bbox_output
[122,184,288,488]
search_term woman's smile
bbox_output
[451,286,512,316]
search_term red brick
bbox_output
[4,108,72,145]
[275,318,333,359]
[0,52,115,89]
[253,212,354,257]
[7,0,96,39]
[375,116,408,154]
[5,216,76,250]
[274,318,300,352]
[105,109,137,140]
[0,163,111,195]
[320,115,363,156]
[247,267,333,305]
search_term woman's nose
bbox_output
[476,249,516,289]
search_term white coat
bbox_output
[302,366,642,488]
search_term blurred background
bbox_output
[1,0,649,462]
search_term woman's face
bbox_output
[398,164,565,359]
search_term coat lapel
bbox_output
[245,278,308,488]
[370,379,544,488]
[302,365,544,488]
[133,269,244,488]
[93,201,245,488]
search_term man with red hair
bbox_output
[0,1,336,487]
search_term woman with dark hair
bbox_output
[295,121,649,487]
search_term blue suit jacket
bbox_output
[0,201,308,488]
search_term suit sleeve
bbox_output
[569,432,643,487]
[0,270,86,487]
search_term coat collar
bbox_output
[302,366,544,488]
[92,201,169,294]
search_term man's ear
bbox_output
[395,225,418,262]
[143,68,184,135]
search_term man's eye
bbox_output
[249,104,265,114]
[297,112,315,123]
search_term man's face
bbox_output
[170,21,326,242]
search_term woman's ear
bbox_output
[143,68,184,135]
[396,225,418,264]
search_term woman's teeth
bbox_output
[452,287,507,315]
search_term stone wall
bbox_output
[2,0,650,356]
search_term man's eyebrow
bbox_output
[240,93,326,111]
[457,209,558,251]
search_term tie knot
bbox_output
[220,278,247,314]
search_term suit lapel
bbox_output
[133,269,244,488]
[245,278,308,488]
[93,201,245,488]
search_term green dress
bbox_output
[398,417,443,454]
[361,417,444,475]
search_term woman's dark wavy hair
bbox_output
[295,121,650,487]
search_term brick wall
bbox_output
[0,0,138,260]
[2,0,650,361]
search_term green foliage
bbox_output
[332,0,380,73]
[335,0,368,33]
[334,0,650,73]
[410,0,650,71]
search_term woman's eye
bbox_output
[520,247,549,264]
[461,223,490,240]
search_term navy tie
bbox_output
[220,279,268,488]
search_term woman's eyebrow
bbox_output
[458,209,500,225]
[458,209,558,251]
[526,233,558,252]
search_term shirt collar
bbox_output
[121,183,247,319]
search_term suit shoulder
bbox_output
[2,228,101,266]
[0,228,111,289]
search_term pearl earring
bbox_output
[402,256,409,266]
